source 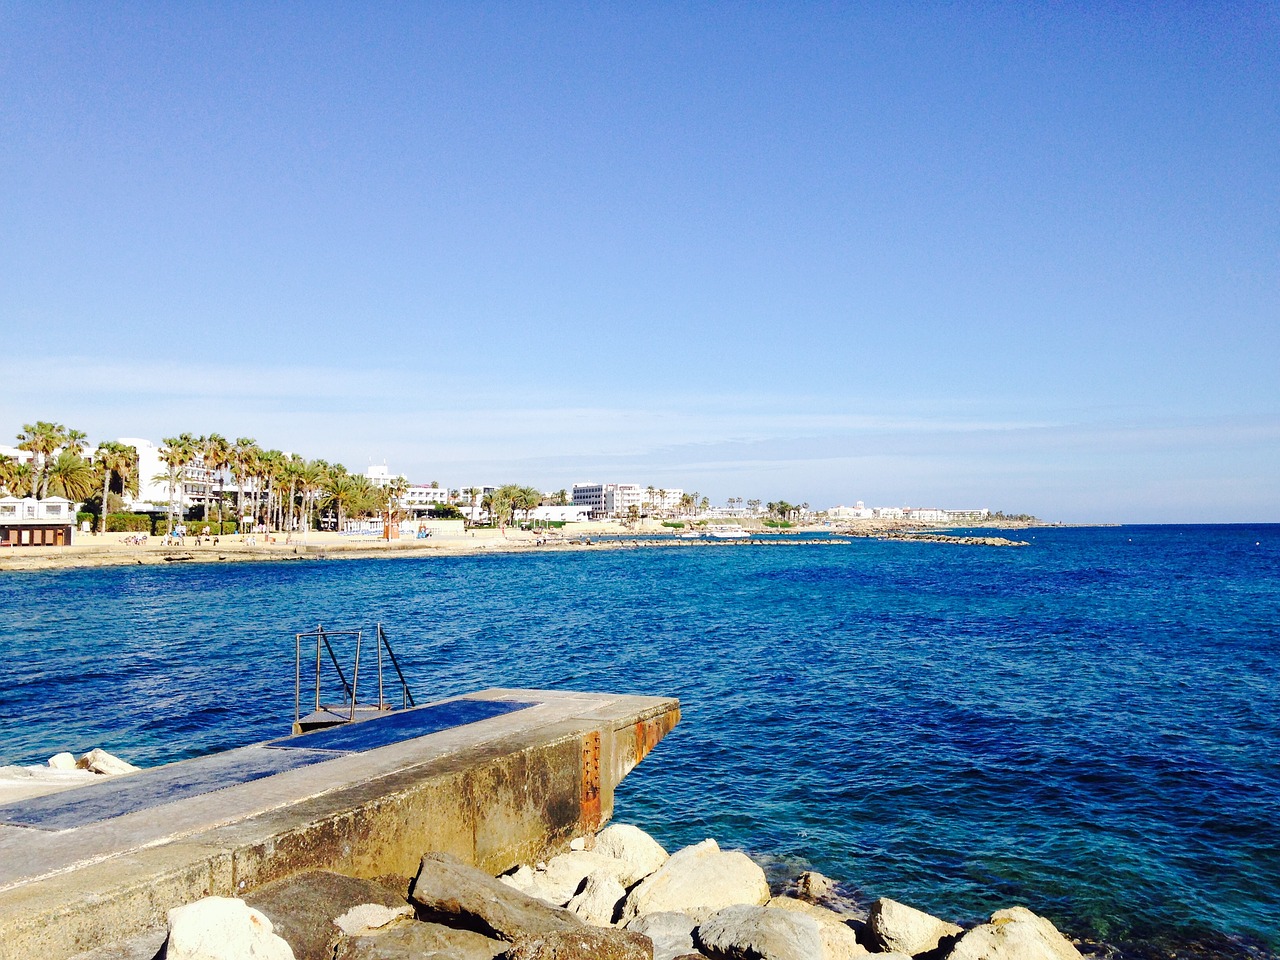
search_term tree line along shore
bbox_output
[2,420,1039,543]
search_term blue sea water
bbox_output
[2,525,1277,958]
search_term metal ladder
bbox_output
[292,622,416,733]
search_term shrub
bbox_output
[106,513,154,533]
[662,521,685,529]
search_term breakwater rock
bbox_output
[159,824,1092,960]
[839,529,1029,547]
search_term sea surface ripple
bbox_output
[1,524,1277,959]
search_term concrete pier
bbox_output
[0,688,679,960]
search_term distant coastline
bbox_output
[0,520,1061,573]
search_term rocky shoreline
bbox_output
[150,822,1099,960]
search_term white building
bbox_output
[945,508,991,522]
[0,496,79,546]
[530,504,592,523]
[572,482,683,519]
[117,438,216,514]
[364,464,408,487]
[828,501,875,520]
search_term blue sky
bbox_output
[2,4,1276,522]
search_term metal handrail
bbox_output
[294,623,416,725]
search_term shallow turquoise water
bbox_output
[2,525,1277,958]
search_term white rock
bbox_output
[166,897,294,960]
[569,836,588,851]
[767,897,869,958]
[594,823,669,885]
[500,864,536,893]
[620,838,770,924]
[566,873,627,926]
[526,850,630,906]
[624,911,698,960]
[77,748,140,776]
[946,906,1083,960]
[333,902,414,936]
[696,904,825,960]
[868,897,963,955]
[47,752,77,770]
[795,871,836,902]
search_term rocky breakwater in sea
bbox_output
[159,823,1094,960]
[0,747,140,801]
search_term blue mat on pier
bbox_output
[268,698,536,753]
[0,698,537,831]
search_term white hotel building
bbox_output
[572,483,684,519]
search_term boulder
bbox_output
[867,897,962,956]
[528,850,633,905]
[625,912,698,960]
[767,897,868,958]
[76,748,140,776]
[695,904,825,960]
[410,851,582,941]
[566,873,628,926]
[620,839,770,924]
[245,870,409,960]
[47,752,77,770]
[333,903,414,937]
[505,927,653,960]
[166,897,294,960]
[334,921,505,960]
[794,871,836,903]
[945,907,1083,960]
[594,823,670,885]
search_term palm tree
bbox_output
[645,485,657,517]
[93,441,138,533]
[482,486,515,535]
[747,499,761,516]
[17,421,68,498]
[44,450,97,502]
[514,485,542,526]
[230,437,258,530]
[0,454,20,496]
[64,429,89,457]
[159,433,197,533]
[202,434,231,529]
[320,468,361,533]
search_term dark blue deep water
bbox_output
[2,525,1277,958]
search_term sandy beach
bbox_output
[0,519,1042,573]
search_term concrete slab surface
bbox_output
[0,687,680,960]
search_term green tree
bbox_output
[482,486,515,534]
[93,441,139,533]
[44,450,96,501]
[514,485,542,525]
[17,420,69,498]
[159,433,198,532]
[230,438,258,529]
[202,434,231,527]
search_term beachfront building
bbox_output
[0,496,78,546]
[572,482,684,519]
[117,438,216,515]
[828,502,875,520]
[364,464,408,487]
[399,484,450,518]
[530,504,592,523]
[945,508,991,521]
